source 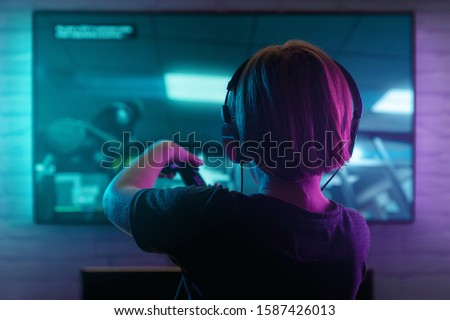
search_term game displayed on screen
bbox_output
[33,12,414,223]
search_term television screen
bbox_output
[33,11,414,223]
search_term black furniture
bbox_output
[81,266,373,299]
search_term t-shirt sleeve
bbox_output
[129,185,228,254]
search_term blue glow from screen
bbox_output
[164,73,229,104]
[371,89,413,114]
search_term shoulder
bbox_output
[336,203,371,255]
[334,202,367,227]
[130,184,241,234]
[133,184,237,213]
[129,185,240,253]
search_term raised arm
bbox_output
[102,140,202,235]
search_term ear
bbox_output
[222,124,240,164]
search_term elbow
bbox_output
[103,186,113,221]
[102,183,136,235]
[103,184,121,224]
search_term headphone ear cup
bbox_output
[334,60,363,158]
[222,123,241,164]
[349,118,361,156]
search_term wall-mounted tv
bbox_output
[33,11,414,223]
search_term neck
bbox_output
[255,169,332,213]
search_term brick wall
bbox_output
[1,0,449,299]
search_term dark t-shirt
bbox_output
[129,185,370,299]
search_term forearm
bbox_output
[103,140,202,233]
[103,140,173,233]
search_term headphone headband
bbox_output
[227,59,250,92]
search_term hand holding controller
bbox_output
[164,163,207,187]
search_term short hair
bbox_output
[232,40,353,181]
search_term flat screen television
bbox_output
[33,11,414,223]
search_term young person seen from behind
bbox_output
[103,40,370,299]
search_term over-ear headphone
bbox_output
[221,59,250,164]
[221,58,363,167]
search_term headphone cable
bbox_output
[320,167,341,191]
